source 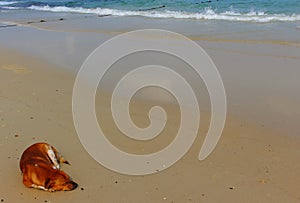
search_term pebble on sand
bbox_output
[259,179,267,184]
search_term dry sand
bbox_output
[0,15,300,202]
[0,45,300,203]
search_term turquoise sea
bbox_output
[1,0,300,22]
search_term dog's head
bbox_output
[45,170,78,191]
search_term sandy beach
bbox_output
[1,11,300,202]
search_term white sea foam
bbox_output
[0,1,18,6]
[2,6,19,9]
[28,5,300,23]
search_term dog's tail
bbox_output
[48,145,70,166]
[52,146,70,165]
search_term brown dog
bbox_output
[20,142,78,192]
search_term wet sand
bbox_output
[0,13,300,202]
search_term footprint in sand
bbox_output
[1,64,31,74]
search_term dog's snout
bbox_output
[69,181,78,190]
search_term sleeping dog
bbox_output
[20,142,78,192]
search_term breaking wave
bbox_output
[23,5,300,22]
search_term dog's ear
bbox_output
[45,178,53,189]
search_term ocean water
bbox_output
[0,0,300,22]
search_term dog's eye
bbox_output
[45,178,53,189]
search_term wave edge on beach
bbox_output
[1,0,300,23]
[23,5,300,23]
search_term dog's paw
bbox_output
[48,188,55,192]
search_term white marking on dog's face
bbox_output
[45,145,60,169]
